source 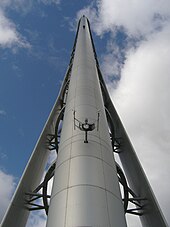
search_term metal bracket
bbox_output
[73,110,100,143]
[116,162,147,216]
[25,162,56,215]
[25,192,51,211]
[113,138,122,153]
[46,134,57,151]
[125,196,147,216]
[25,159,147,217]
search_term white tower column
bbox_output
[46,16,127,227]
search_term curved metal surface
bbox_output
[46,16,127,227]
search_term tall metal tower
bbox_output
[1,16,168,227]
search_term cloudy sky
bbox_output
[0,0,170,226]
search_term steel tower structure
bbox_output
[1,16,168,227]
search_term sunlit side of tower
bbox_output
[0,16,168,227]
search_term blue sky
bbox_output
[0,0,170,226]
[0,0,95,176]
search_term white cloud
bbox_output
[0,170,16,221]
[100,36,127,88]
[0,10,19,47]
[112,23,170,224]
[26,212,46,227]
[98,0,170,36]
[78,0,170,37]
[0,0,62,49]
[0,8,30,48]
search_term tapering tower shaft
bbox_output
[46,16,127,227]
